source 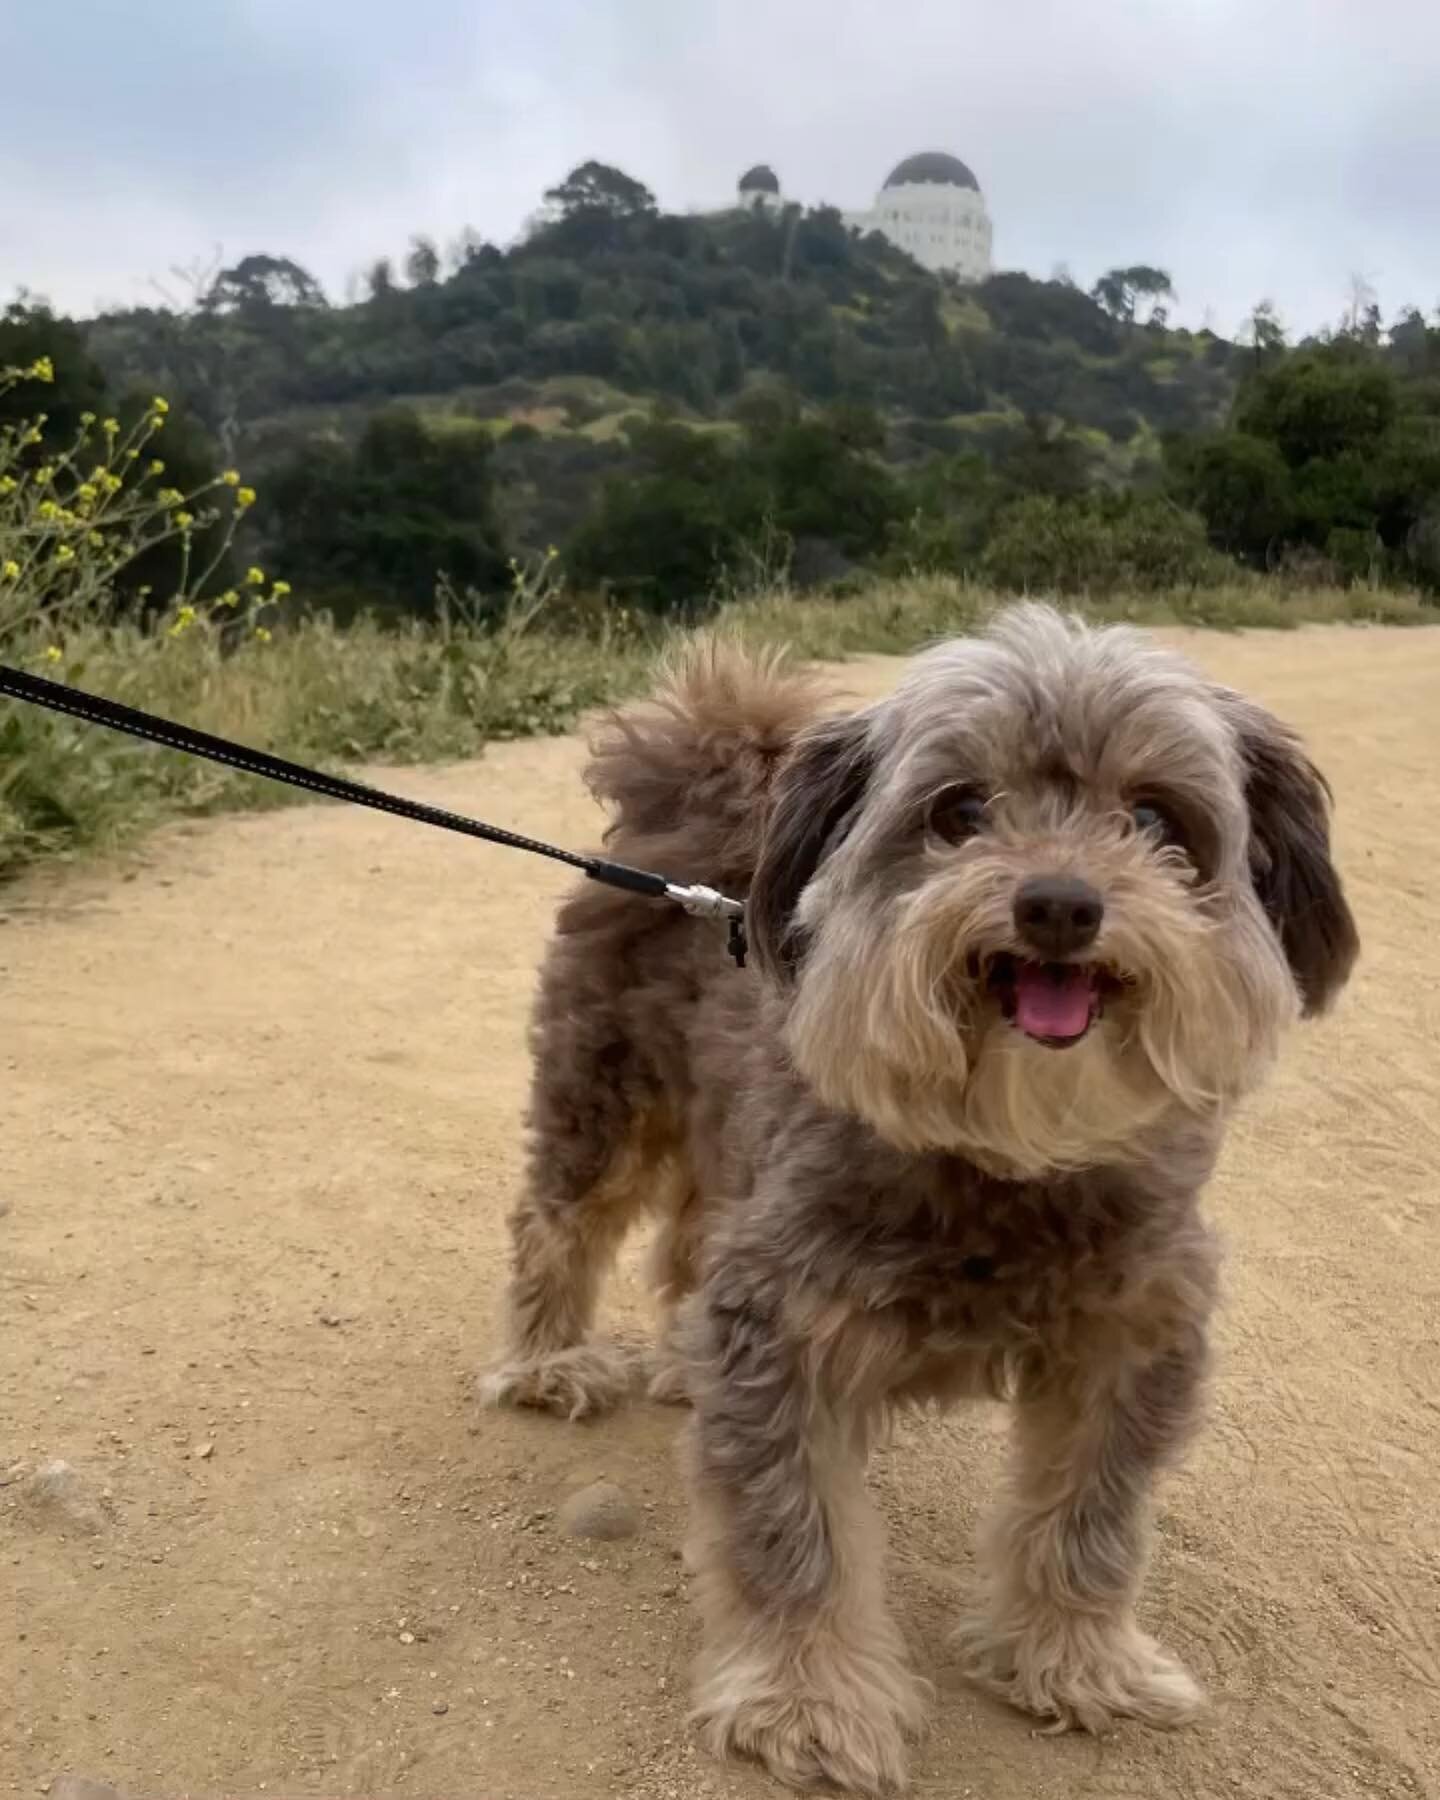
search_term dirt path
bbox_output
[3,624,1438,1800]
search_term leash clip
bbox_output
[664,882,749,969]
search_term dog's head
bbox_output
[749,604,1357,1177]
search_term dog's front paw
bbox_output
[478,1341,635,1420]
[693,1637,925,1795]
[954,1607,1203,1734]
[696,1689,911,1795]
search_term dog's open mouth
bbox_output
[984,952,1118,1049]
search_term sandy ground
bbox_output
[3,624,1438,1800]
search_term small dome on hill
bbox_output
[883,151,980,192]
[738,163,781,195]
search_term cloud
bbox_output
[1,0,1436,332]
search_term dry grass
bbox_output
[1,574,1432,880]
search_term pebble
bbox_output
[19,1461,107,1536]
[558,1480,642,1542]
[194,1441,215,1460]
[432,1700,449,1716]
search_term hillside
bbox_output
[7,163,1432,614]
[85,188,1240,561]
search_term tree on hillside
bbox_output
[1165,430,1294,558]
[1171,341,1440,585]
[1242,298,1287,365]
[204,254,327,313]
[544,161,657,221]
[405,236,441,287]
[446,226,487,273]
[1236,348,1398,466]
[1091,265,1174,328]
[994,414,1092,502]
[266,408,510,614]
[1339,271,1379,341]
[365,258,396,302]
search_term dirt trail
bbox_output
[3,625,1438,1800]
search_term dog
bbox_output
[483,603,1358,1795]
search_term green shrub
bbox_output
[980,492,1230,593]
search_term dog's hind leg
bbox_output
[645,1185,703,1404]
[482,965,674,1419]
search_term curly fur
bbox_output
[483,606,1357,1794]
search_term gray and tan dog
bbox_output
[484,604,1357,1795]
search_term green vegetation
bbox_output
[2,353,1427,881]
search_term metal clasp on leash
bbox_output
[664,883,749,968]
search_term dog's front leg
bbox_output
[956,1325,1209,1732]
[684,1279,926,1795]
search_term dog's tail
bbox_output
[586,635,829,890]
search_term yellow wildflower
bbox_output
[168,603,198,639]
[157,487,184,507]
[53,544,75,566]
[80,411,96,426]
[271,579,292,599]
[245,565,265,586]
[0,476,17,495]
[76,483,98,505]
[30,356,55,383]
[36,499,60,521]
[2,559,20,581]
[22,429,43,446]
[151,396,170,416]
[236,486,257,509]
[102,418,120,437]
[125,448,140,462]
[218,588,240,607]
[101,472,123,494]
[253,625,273,644]
[220,469,241,487]
[43,645,63,663]
[33,465,54,486]
[148,459,166,476]
[172,510,195,531]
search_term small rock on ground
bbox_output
[20,1461,107,1536]
[557,1479,641,1542]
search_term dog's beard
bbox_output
[786,842,1298,1178]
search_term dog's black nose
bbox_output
[1013,876,1104,956]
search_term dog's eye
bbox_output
[928,785,989,844]
[1132,801,1184,847]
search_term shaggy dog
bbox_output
[484,604,1358,1795]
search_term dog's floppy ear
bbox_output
[1225,695,1359,1016]
[748,710,873,981]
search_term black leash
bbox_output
[0,662,748,966]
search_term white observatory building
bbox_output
[733,151,993,282]
[736,163,784,215]
[847,152,993,281]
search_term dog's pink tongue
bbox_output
[1013,962,1095,1041]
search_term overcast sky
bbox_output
[2,0,1437,336]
